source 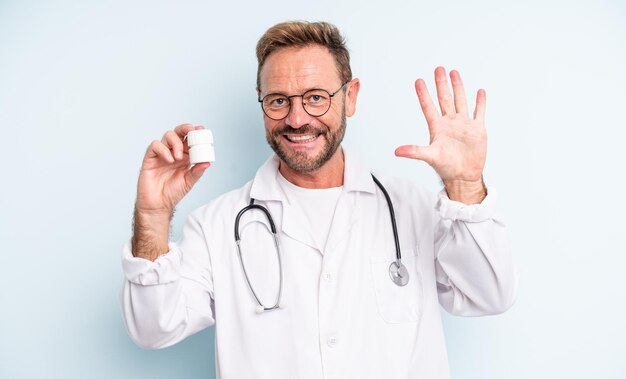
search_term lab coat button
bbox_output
[323,272,333,281]
[327,336,338,347]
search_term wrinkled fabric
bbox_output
[121,151,518,379]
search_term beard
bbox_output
[266,110,346,173]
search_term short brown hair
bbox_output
[256,21,352,91]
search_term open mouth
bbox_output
[283,133,321,144]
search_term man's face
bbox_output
[258,45,350,173]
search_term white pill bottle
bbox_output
[186,129,215,164]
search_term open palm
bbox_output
[395,67,487,186]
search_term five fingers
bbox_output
[400,67,486,163]
[415,66,485,121]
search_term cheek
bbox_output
[264,119,282,134]
[318,105,342,126]
[327,102,343,117]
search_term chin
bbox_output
[280,150,328,173]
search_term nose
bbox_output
[285,96,313,129]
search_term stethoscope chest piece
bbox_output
[389,260,409,287]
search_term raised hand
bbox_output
[395,67,487,204]
[132,123,210,260]
[136,124,210,214]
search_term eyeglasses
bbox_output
[258,81,349,121]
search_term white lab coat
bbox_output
[121,150,518,379]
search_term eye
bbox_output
[264,95,289,109]
[272,98,286,106]
[304,91,329,105]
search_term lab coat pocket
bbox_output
[369,247,424,324]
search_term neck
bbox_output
[279,148,345,189]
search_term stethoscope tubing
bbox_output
[370,174,402,263]
[234,174,408,313]
[235,200,284,312]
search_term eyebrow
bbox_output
[262,86,326,96]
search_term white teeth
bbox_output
[286,134,317,142]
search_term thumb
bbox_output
[394,145,434,165]
[184,162,211,189]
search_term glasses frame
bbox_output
[258,81,350,121]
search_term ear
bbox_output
[344,78,360,117]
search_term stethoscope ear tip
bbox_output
[255,305,265,314]
[279,301,286,309]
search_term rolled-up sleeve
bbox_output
[434,187,519,316]
[120,214,215,349]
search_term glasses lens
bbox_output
[262,94,290,120]
[302,89,331,117]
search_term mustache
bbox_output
[273,124,326,136]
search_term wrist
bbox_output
[134,207,173,223]
[131,207,172,261]
[443,177,487,205]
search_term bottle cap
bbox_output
[186,129,215,164]
[186,129,214,145]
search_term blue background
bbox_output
[1,0,625,377]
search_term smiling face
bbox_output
[259,45,358,174]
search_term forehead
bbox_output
[259,45,341,94]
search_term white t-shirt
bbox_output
[121,152,518,379]
[276,172,342,253]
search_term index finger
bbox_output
[415,79,439,126]
[173,123,197,139]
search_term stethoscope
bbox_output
[234,174,409,314]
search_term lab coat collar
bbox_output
[249,147,377,202]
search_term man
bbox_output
[122,21,518,378]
